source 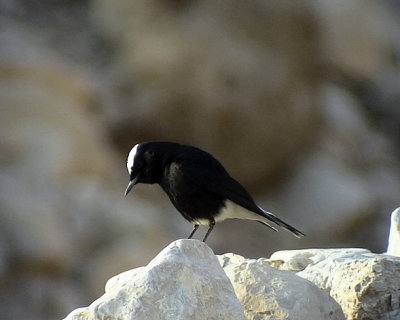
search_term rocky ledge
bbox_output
[64,209,400,320]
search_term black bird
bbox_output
[125,141,304,242]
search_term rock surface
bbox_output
[64,240,245,320]
[218,253,345,320]
[387,207,400,256]
[270,248,400,320]
[64,241,400,320]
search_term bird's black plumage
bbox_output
[125,141,304,242]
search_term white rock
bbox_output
[270,248,370,272]
[64,240,245,320]
[387,207,400,256]
[270,248,400,320]
[218,253,345,320]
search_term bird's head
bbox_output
[125,143,159,196]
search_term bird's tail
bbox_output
[259,208,305,238]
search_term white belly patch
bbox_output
[215,200,262,222]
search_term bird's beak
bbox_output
[125,178,137,196]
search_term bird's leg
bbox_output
[202,219,215,242]
[188,224,199,239]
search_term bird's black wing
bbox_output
[177,148,305,237]
[177,149,264,215]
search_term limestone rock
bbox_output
[387,207,400,256]
[218,253,345,320]
[269,248,371,272]
[270,248,400,320]
[64,240,245,320]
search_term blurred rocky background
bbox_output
[1,0,400,319]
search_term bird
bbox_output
[125,141,304,242]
